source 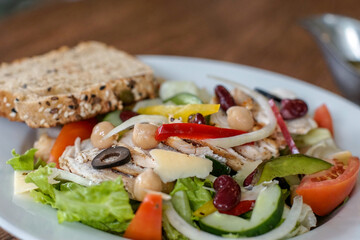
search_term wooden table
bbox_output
[0,0,359,239]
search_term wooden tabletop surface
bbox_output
[0,0,359,239]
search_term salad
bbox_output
[6,77,360,240]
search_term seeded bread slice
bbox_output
[0,41,158,128]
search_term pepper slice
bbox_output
[257,154,333,184]
[269,99,299,154]
[219,200,255,216]
[155,123,246,141]
[193,200,217,218]
[137,104,219,122]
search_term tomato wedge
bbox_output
[49,119,97,168]
[124,193,162,240]
[314,104,334,135]
[296,156,360,216]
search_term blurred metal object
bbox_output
[301,14,360,104]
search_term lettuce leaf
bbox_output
[6,148,53,171]
[55,179,133,232]
[6,148,37,170]
[26,166,133,233]
[26,166,57,207]
[170,177,213,211]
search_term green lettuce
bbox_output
[6,148,37,170]
[6,148,53,171]
[26,166,134,233]
[170,177,213,211]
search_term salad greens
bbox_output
[7,148,37,171]
[7,148,50,171]
[26,166,134,233]
[170,177,213,212]
[170,177,213,226]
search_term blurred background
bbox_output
[0,0,359,238]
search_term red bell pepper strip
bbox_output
[314,104,334,136]
[49,119,97,168]
[123,193,162,240]
[219,200,255,216]
[155,123,246,141]
[269,99,299,154]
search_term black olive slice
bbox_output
[92,146,131,169]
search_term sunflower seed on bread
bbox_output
[0,41,158,128]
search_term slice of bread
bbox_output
[0,41,158,128]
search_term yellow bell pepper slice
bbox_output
[193,200,217,218]
[137,104,220,122]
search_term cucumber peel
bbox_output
[199,183,284,237]
[257,154,332,184]
[164,92,202,105]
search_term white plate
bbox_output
[1,55,360,240]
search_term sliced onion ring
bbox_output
[104,114,168,139]
[203,76,277,148]
[164,196,303,240]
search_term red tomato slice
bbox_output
[49,119,97,168]
[124,193,162,240]
[296,156,360,216]
[314,104,334,135]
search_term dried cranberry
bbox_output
[215,85,236,111]
[280,99,308,120]
[188,113,206,124]
[213,176,241,211]
[120,110,139,122]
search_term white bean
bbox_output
[134,169,162,201]
[91,121,116,149]
[227,106,254,132]
[132,123,159,149]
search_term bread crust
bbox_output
[0,42,158,128]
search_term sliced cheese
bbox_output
[14,171,38,194]
[150,149,212,183]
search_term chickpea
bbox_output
[226,106,254,132]
[91,121,116,149]
[132,123,159,149]
[134,168,162,201]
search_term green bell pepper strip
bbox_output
[257,154,333,184]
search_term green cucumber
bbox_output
[164,93,202,105]
[159,81,199,100]
[205,156,231,177]
[257,154,332,184]
[199,183,284,237]
[102,110,122,126]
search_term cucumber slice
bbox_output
[164,93,202,105]
[199,183,283,237]
[159,81,199,100]
[102,110,122,126]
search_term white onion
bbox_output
[52,168,94,187]
[104,114,168,139]
[164,196,303,240]
[203,76,277,148]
